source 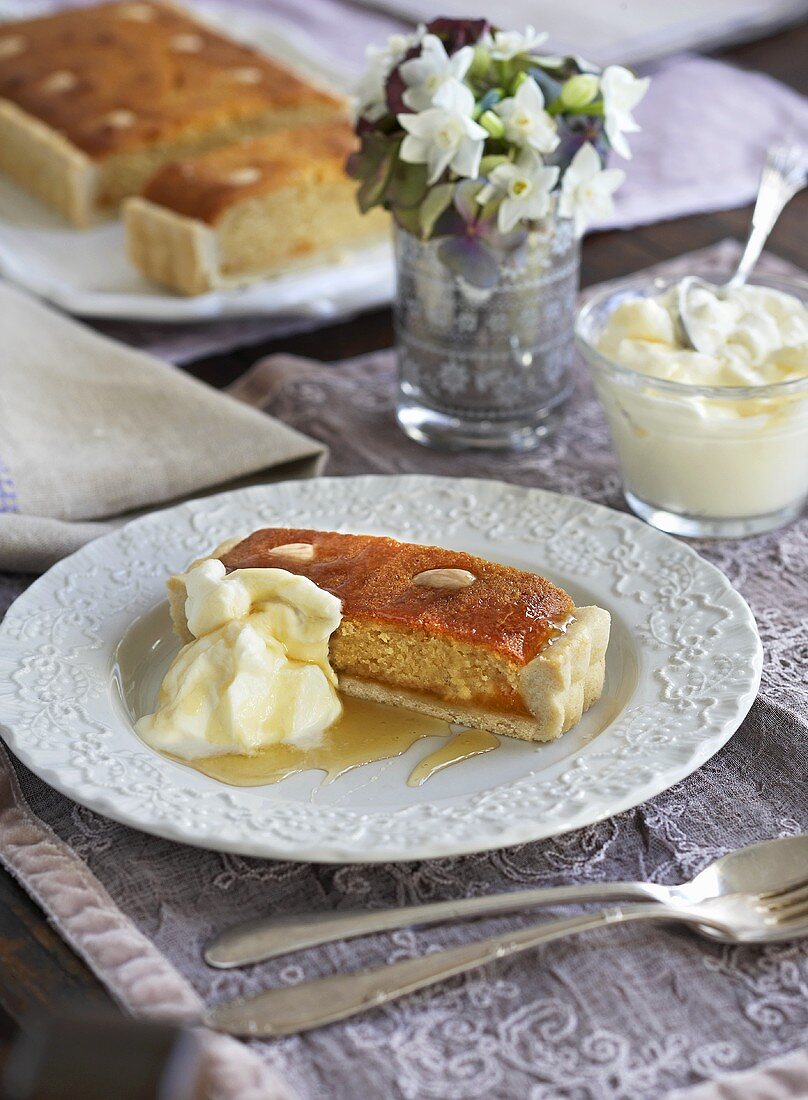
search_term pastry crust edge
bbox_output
[0,99,99,226]
[124,193,388,296]
[125,196,221,296]
[167,548,611,744]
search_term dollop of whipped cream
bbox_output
[598,283,808,387]
[136,559,342,760]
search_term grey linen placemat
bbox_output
[0,282,326,572]
[0,242,806,1100]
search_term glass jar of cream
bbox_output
[576,272,808,537]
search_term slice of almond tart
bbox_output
[167,528,611,743]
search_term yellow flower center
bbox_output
[436,120,461,148]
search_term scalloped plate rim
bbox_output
[0,475,762,863]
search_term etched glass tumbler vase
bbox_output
[394,218,580,451]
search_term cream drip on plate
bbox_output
[135,559,342,760]
[598,283,808,387]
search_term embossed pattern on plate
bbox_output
[0,476,761,862]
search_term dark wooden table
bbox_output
[1,20,806,1060]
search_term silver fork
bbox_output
[206,877,808,1037]
[205,834,808,968]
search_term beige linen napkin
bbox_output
[669,1048,808,1100]
[0,282,327,572]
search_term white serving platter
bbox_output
[0,1,395,321]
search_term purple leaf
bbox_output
[355,115,378,138]
[426,17,490,53]
[549,116,607,171]
[385,44,422,115]
[345,150,363,180]
[437,236,501,289]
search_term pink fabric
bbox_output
[0,744,295,1100]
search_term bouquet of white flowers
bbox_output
[348,18,649,287]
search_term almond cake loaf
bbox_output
[0,1,345,225]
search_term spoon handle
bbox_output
[204,879,666,968]
[206,902,715,1037]
[728,144,807,290]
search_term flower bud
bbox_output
[479,110,505,139]
[560,73,599,110]
[511,71,528,93]
[469,44,491,81]
[478,87,504,112]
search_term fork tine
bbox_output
[758,882,808,925]
[762,898,808,926]
[757,877,808,903]
[763,906,808,928]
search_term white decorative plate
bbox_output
[0,476,761,863]
[0,2,395,322]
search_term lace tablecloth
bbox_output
[0,243,806,1100]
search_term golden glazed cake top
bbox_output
[218,528,574,664]
[141,122,357,223]
[0,2,342,160]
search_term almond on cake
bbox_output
[124,123,389,295]
[167,529,611,743]
[0,1,345,225]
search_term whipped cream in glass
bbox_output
[136,559,343,759]
[576,274,808,537]
[598,284,808,386]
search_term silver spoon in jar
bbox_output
[677,144,806,354]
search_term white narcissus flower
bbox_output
[494,77,559,154]
[400,34,474,111]
[398,78,486,184]
[478,149,560,233]
[558,142,625,236]
[489,25,548,60]
[354,30,421,121]
[600,65,650,159]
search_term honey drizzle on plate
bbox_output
[405,729,500,787]
[181,696,497,789]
